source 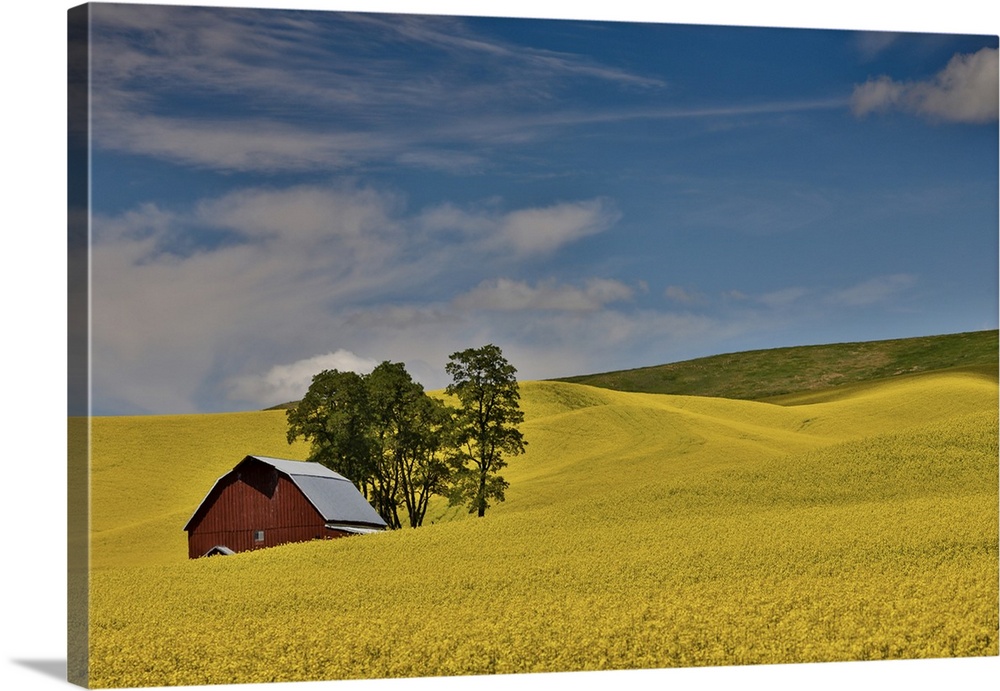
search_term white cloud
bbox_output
[194,184,403,264]
[371,12,665,90]
[664,285,707,305]
[583,278,636,305]
[827,274,917,306]
[94,112,397,173]
[717,277,911,315]
[498,199,620,255]
[227,350,378,405]
[757,287,809,308]
[420,198,619,255]
[852,47,999,123]
[455,278,633,312]
[418,202,499,236]
[851,76,906,116]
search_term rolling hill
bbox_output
[554,329,998,400]
[85,357,998,686]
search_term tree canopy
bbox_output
[286,346,525,527]
[285,369,373,491]
[287,361,454,529]
[445,344,526,518]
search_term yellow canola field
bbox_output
[87,370,998,687]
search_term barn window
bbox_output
[254,530,265,543]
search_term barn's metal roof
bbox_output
[289,472,387,528]
[249,455,387,529]
[183,455,388,531]
[250,456,349,481]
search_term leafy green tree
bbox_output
[367,361,453,528]
[392,383,454,528]
[285,369,374,492]
[287,361,454,529]
[445,344,526,517]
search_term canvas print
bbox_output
[67,2,999,688]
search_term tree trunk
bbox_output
[476,466,487,517]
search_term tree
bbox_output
[285,369,374,492]
[445,344,526,517]
[366,361,453,529]
[394,387,454,528]
[286,361,453,529]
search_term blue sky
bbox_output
[80,2,998,415]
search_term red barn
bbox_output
[183,455,387,559]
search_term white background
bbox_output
[2,1,997,690]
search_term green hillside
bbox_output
[555,329,998,400]
[86,368,998,687]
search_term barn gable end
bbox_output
[184,455,387,558]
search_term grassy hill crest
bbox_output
[554,329,998,400]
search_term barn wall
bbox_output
[186,460,334,558]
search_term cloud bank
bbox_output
[90,183,623,412]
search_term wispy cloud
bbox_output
[853,31,903,61]
[93,113,399,173]
[194,184,404,262]
[87,4,667,173]
[852,47,998,123]
[758,287,810,309]
[352,12,666,91]
[724,276,913,311]
[421,197,620,256]
[498,200,621,255]
[455,278,633,312]
[87,4,850,175]
[671,284,810,313]
[827,274,917,306]
[664,285,708,305]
